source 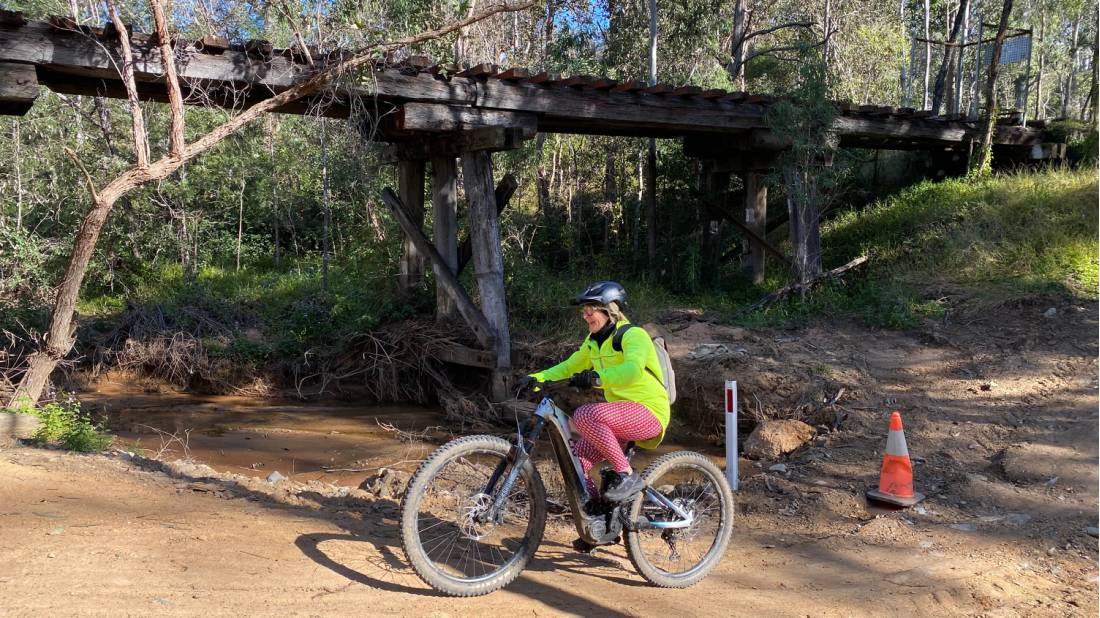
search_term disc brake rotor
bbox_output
[459,492,494,540]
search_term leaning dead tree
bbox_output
[8,0,533,407]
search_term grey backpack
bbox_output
[612,325,677,404]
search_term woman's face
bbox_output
[581,304,610,334]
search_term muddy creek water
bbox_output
[82,379,722,489]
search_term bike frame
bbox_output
[480,391,694,545]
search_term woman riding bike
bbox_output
[401,281,732,594]
[520,281,670,505]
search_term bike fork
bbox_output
[478,417,544,524]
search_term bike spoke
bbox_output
[410,448,534,581]
[634,464,726,577]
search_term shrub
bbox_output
[30,397,113,453]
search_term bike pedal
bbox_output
[572,537,598,554]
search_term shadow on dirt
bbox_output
[123,454,640,614]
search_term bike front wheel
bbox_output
[400,435,547,596]
[624,450,735,588]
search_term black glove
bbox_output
[568,369,601,389]
[515,375,538,396]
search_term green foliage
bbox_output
[28,397,113,453]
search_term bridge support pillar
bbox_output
[430,155,459,321]
[397,160,427,295]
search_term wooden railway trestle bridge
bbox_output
[0,13,1067,399]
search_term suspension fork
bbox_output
[477,415,544,523]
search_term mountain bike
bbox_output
[399,379,735,596]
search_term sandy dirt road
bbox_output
[1,301,1096,616]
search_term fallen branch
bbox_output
[739,255,869,316]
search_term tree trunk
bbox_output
[320,120,331,294]
[1062,9,1081,118]
[12,122,22,231]
[728,0,748,88]
[953,0,969,114]
[745,172,768,284]
[924,0,932,109]
[784,166,822,285]
[970,0,1015,176]
[1035,9,1046,119]
[10,185,125,407]
[900,0,908,104]
[236,178,244,271]
[1086,17,1099,121]
[92,96,117,157]
[268,118,281,266]
[932,0,970,114]
[646,0,658,264]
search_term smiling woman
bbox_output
[526,281,671,527]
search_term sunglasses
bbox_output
[580,305,603,317]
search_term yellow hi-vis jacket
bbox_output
[530,319,670,449]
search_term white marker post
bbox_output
[725,380,738,491]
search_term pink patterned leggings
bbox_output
[572,402,662,494]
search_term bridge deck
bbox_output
[0,12,1047,151]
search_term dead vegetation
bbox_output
[84,307,511,428]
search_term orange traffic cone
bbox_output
[866,411,925,507]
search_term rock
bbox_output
[1043,307,1057,318]
[686,343,736,362]
[744,420,815,460]
[1086,527,1099,538]
[266,471,286,483]
[365,468,405,499]
[1004,513,1032,526]
[768,463,788,473]
[948,523,977,532]
[0,412,41,442]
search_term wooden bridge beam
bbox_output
[397,160,426,295]
[460,149,512,402]
[381,187,496,350]
[0,62,37,116]
[430,155,459,321]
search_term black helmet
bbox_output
[572,281,627,308]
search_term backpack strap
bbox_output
[611,323,636,352]
[612,323,665,387]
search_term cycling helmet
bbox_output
[572,281,627,308]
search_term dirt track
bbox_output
[1,299,1097,616]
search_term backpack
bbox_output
[612,324,677,404]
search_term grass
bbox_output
[824,167,1098,296]
[741,168,1097,329]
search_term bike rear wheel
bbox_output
[400,435,547,597]
[624,451,734,588]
